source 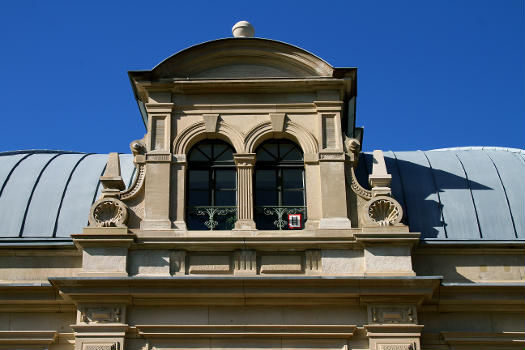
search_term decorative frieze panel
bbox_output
[83,344,118,350]
[368,305,417,324]
[188,255,232,274]
[379,344,416,350]
[260,254,303,274]
[318,151,345,161]
[80,306,122,324]
[145,153,171,162]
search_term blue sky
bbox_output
[0,1,523,153]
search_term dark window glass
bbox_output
[186,140,237,230]
[254,139,306,230]
[188,190,209,206]
[188,170,209,190]
[255,169,277,189]
[282,190,304,206]
[215,169,236,189]
[255,190,278,206]
[282,169,304,189]
[215,190,236,206]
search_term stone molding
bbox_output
[0,331,57,347]
[135,325,357,338]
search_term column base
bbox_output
[319,217,352,229]
[140,219,172,230]
[233,219,256,230]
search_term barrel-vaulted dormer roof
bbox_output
[129,38,355,81]
[0,148,523,243]
[128,38,357,126]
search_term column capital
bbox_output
[233,153,256,167]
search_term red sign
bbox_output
[288,214,302,229]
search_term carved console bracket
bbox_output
[343,137,404,228]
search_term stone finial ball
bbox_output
[232,21,255,38]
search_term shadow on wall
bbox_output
[355,152,492,239]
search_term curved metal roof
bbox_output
[0,148,523,243]
[0,151,135,241]
[357,147,525,241]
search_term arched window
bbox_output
[186,140,236,230]
[254,139,306,230]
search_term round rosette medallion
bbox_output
[88,198,128,227]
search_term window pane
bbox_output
[198,144,212,158]
[255,190,278,206]
[282,169,304,189]
[215,169,236,189]
[282,190,304,206]
[281,146,303,161]
[255,169,276,189]
[215,190,236,206]
[189,148,209,161]
[188,190,209,206]
[215,147,233,161]
[213,143,227,158]
[257,145,277,161]
[188,170,209,189]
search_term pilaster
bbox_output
[364,304,423,350]
[72,303,129,350]
[141,101,174,230]
[315,101,352,229]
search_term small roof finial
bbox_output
[232,21,255,38]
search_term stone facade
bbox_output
[0,32,523,350]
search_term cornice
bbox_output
[134,324,357,338]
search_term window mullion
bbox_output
[210,169,215,206]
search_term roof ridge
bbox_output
[0,150,86,156]
[428,146,525,155]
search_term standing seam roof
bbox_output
[0,151,136,239]
[358,147,525,241]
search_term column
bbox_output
[233,153,256,230]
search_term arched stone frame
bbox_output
[173,121,244,155]
[171,121,245,230]
[245,121,321,229]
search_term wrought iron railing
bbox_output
[186,206,237,230]
[255,206,307,230]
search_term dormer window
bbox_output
[186,140,237,230]
[254,139,306,230]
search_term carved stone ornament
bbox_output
[364,196,403,226]
[83,345,117,350]
[379,344,416,350]
[369,305,417,324]
[81,306,121,324]
[88,198,128,227]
